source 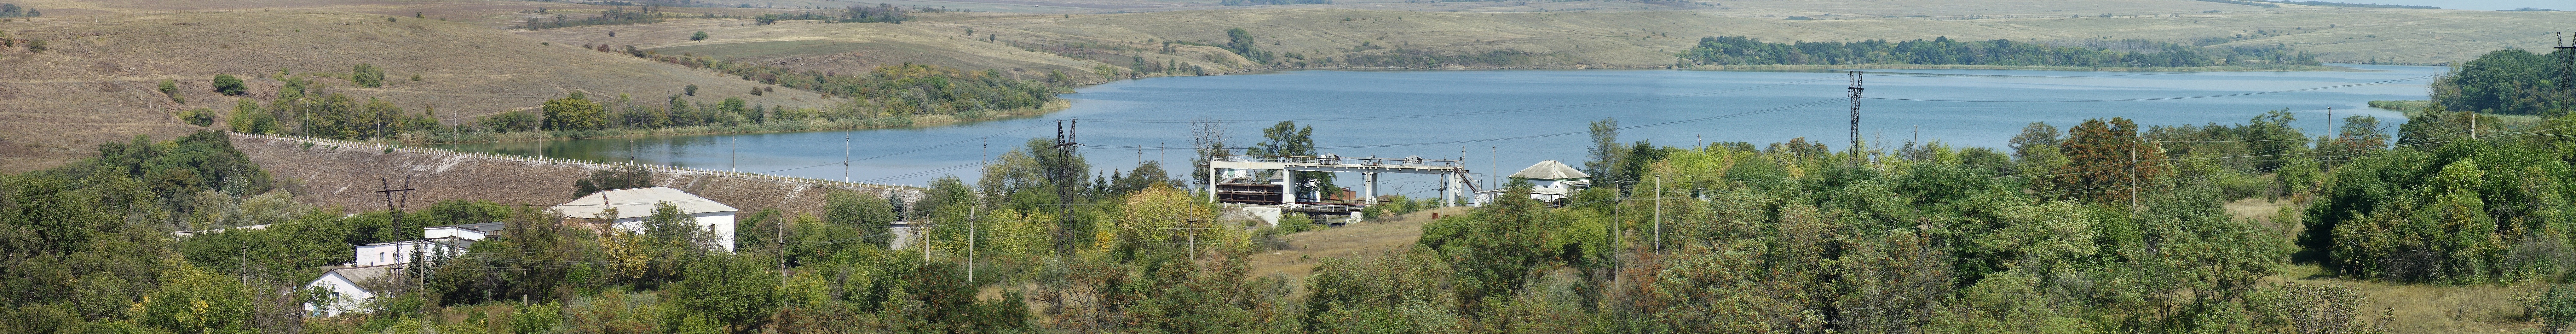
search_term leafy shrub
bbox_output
[573,166,653,198]
[157,79,183,104]
[178,108,216,126]
[351,64,386,88]
[475,110,539,132]
[690,31,708,41]
[211,74,246,96]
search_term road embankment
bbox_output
[231,133,920,219]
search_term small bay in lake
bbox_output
[439,65,2440,190]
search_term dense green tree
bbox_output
[672,253,781,333]
[2433,48,2574,115]
[1221,28,1274,64]
[1246,121,1329,196]
[541,92,608,131]
[1584,117,1625,189]
[2045,117,2165,203]
[691,31,709,41]
[824,190,899,247]
[139,262,254,334]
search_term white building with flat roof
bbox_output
[354,237,471,267]
[424,221,507,241]
[551,186,740,252]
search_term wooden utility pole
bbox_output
[2129,146,2140,208]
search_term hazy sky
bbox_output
[2352,0,2562,11]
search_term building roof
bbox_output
[551,186,737,220]
[324,264,400,287]
[357,237,475,248]
[429,221,507,233]
[1509,161,1592,181]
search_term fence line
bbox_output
[234,133,925,190]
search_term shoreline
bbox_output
[418,62,2400,149]
[403,99,1070,145]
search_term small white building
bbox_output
[354,237,472,267]
[304,264,398,317]
[424,221,507,241]
[171,224,270,238]
[551,186,740,252]
[1476,160,1594,204]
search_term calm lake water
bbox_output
[440,65,2441,192]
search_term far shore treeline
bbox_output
[1677,35,2320,68]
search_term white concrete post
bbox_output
[1281,169,1296,205]
[1359,172,1376,221]
[1443,172,1457,207]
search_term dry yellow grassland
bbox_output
[0,10,830,171]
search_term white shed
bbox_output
[304,264,397,317]
[551,186,740,252]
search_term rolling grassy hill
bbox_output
[0,10,833,171]
[515,3,2571,84]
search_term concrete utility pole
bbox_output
[1653,176,1662,253]
[778,215,787,287]
[844,124,853,182]
[924,212,932,263]
[1847,71,1864,167]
